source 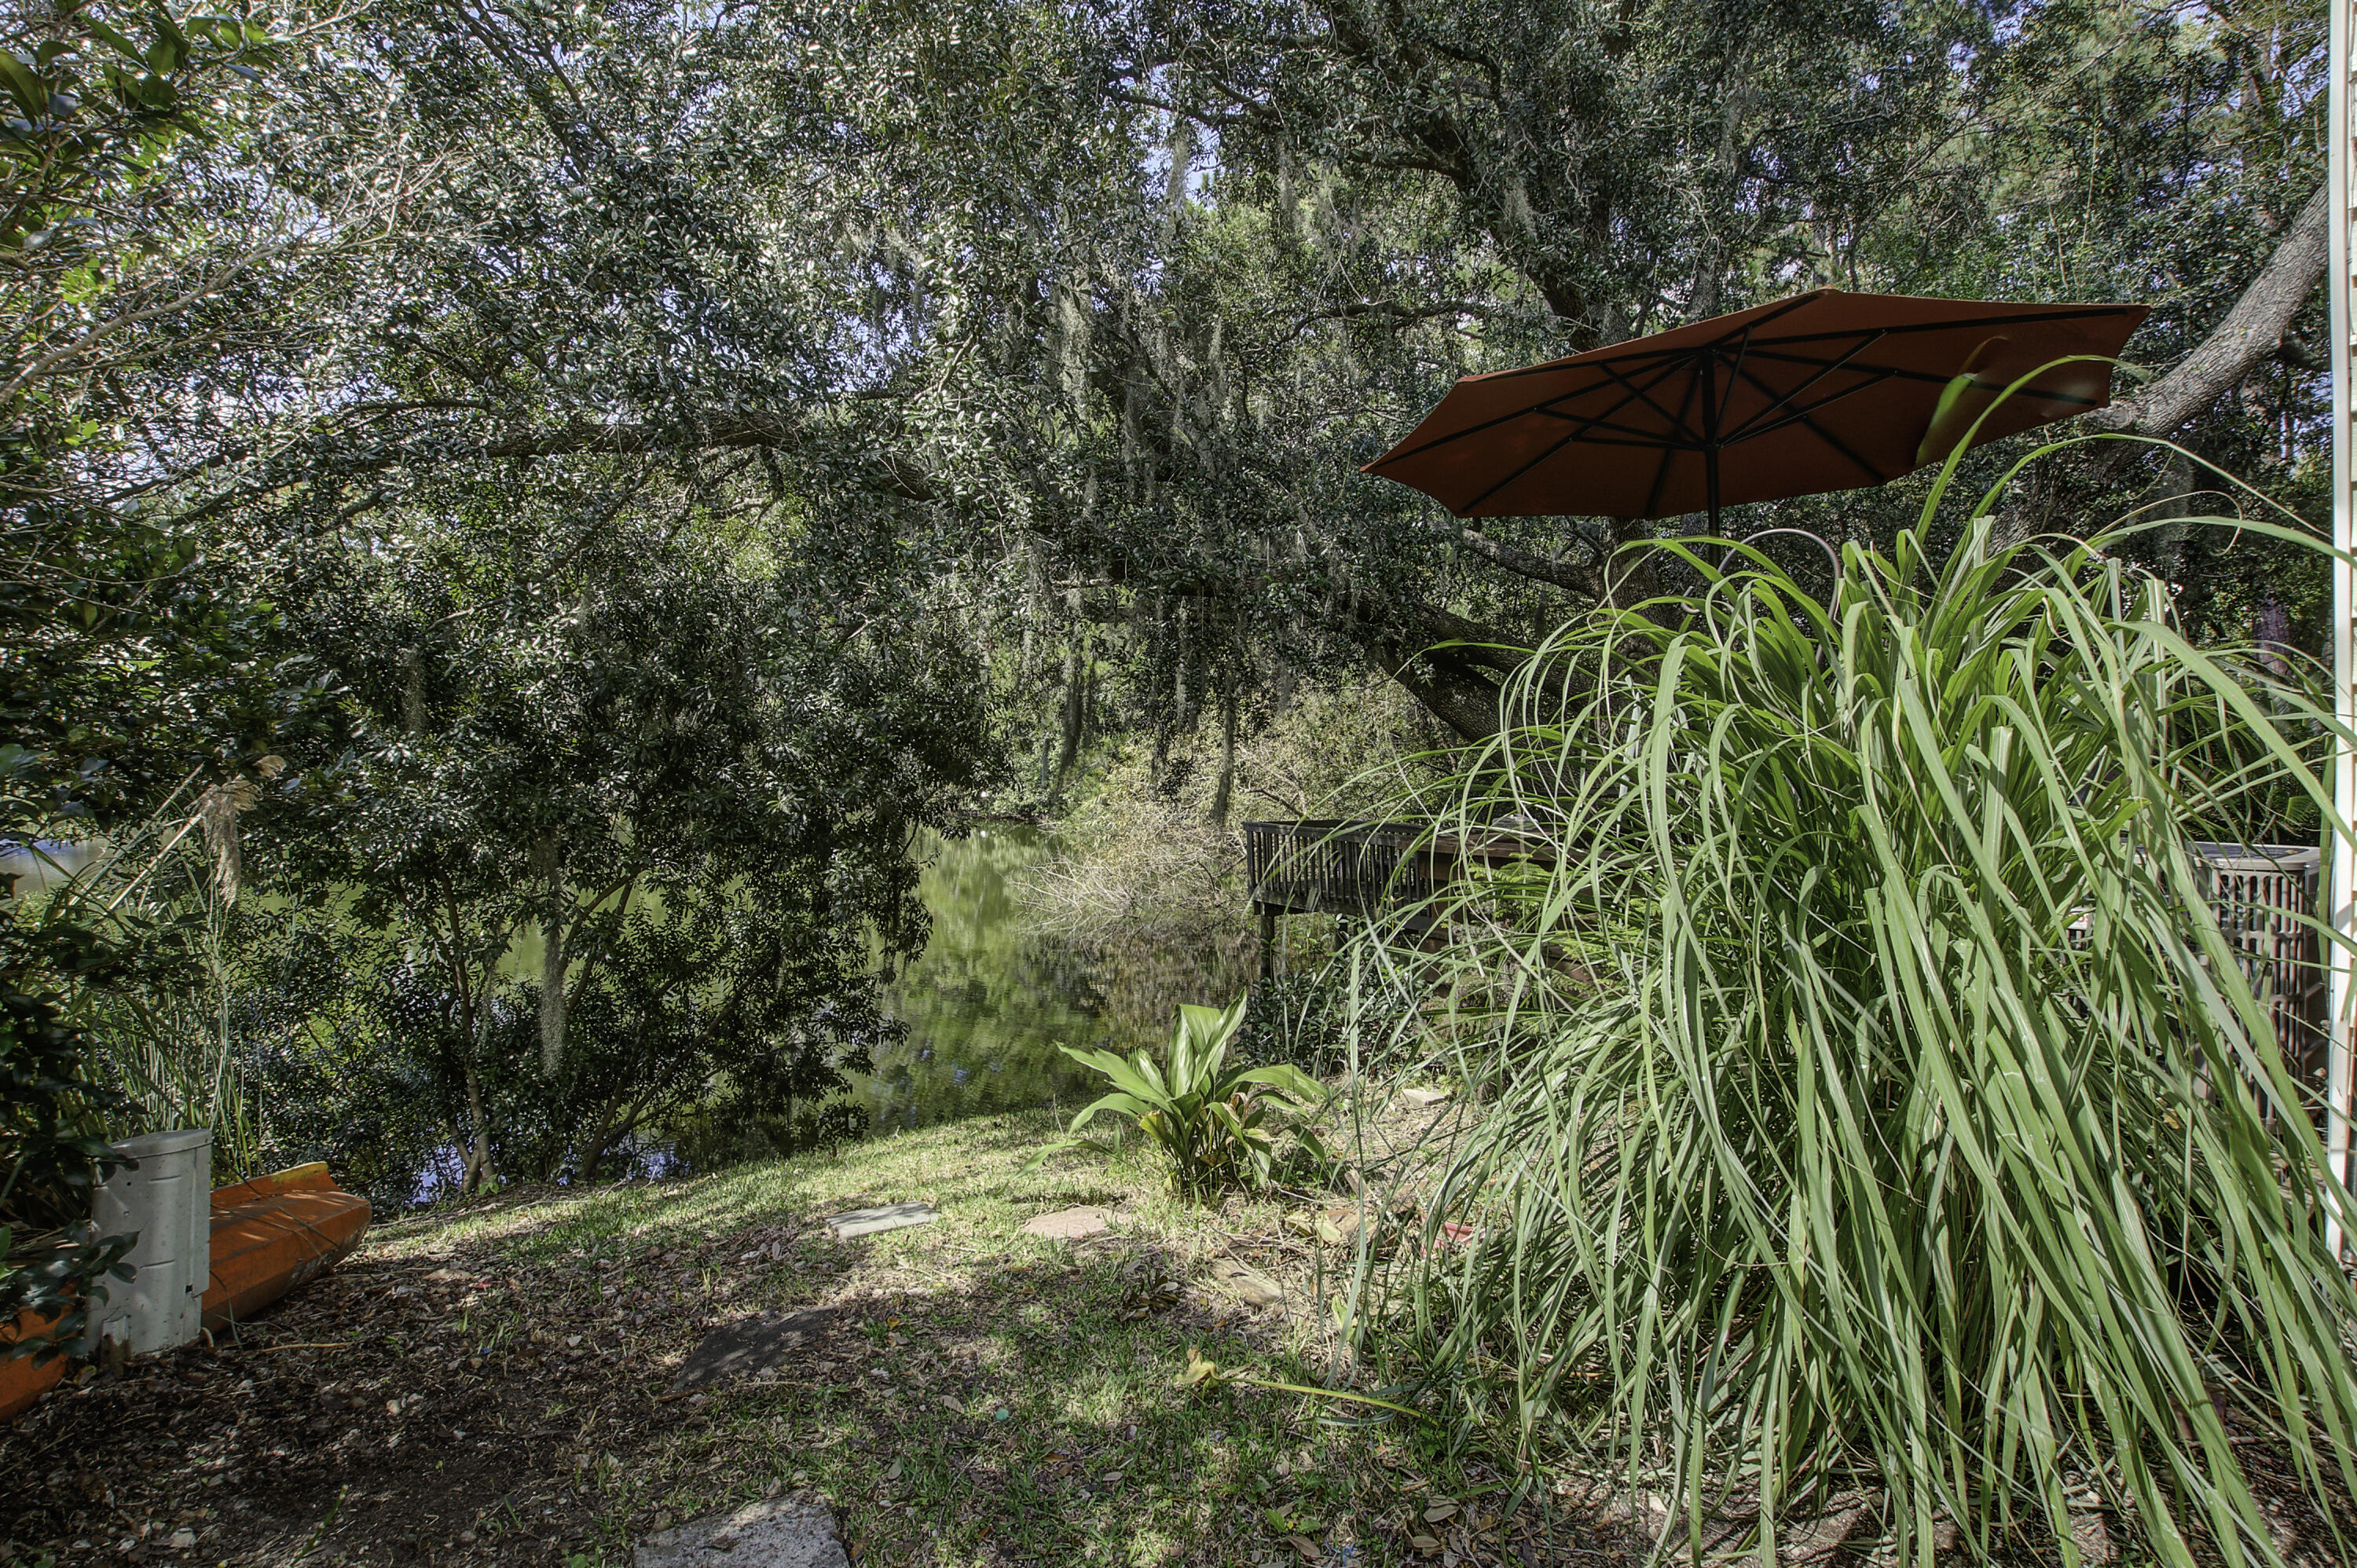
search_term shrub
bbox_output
[1031,995,1328,1198]
[1380,514,2357,1566]
[2,913,137,1362]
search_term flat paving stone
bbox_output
[1207,1258,1286,1308]
[672,1306,840,1392]
[633,1497,848,1568]
[1020,1205,1113,1240]
[822,1202,938,1240]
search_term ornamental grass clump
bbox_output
[1387,511,2357,1566]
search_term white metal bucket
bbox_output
[92,1128,212,1357]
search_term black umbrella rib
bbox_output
[1453,356,1705,511]
[1471,300,2132,388]
[1695,291,1830,353]
[1457,424,1703,514]
[1528,409,1684,442]
[1735,350,2106,407]
[1585,357,1702,443]
[1644,362,1708,517]
[1717,331,1887,443]
[1491,433,1706,452]
[1737,350,1952,387]
[1721,359,1888,482]
[1473,291,1833,385]
[1485,356,1698,452]
[1366,366,1664,469]
[1453,423,1596,515]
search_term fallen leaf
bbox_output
[1409,1536,1441,1555]
[1423,1502,1458,1523]
[1284,1534,1321,1561]
[1175,1346,1221,1387]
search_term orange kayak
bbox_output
[5,1162,369,1422]
[0,1305,68,1423]
[202,1162,371,1332]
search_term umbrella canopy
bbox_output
[1363,288,2146,525]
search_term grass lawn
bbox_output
[0,1105,1590,1567]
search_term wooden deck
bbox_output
[1241,819,1557,967]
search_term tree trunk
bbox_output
[568,1095,626,1185]
[2093,181,2329,441]
[459,1060,497,1195]
[401,646,426,735]
[1051,636,1086,795]
[1211,674,1238,827]
[533,833,566,1078]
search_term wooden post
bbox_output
[2329,2,2355,1255]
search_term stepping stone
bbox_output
[1021,1205,1113,1240]
[822,1202,937,1239]
[1402,1086,1451,1108]
[673,1306,839,1392]
[633,1496,848,1567]
[1206,1258,1286,1308]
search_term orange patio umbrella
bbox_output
[1362,288,2147,529]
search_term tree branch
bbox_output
[2091,181,2330,440]
[1278,298,1507,342]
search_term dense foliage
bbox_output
[2,0,302,1360]
[2,0,2346,1548]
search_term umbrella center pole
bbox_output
[1700,350,1726,566]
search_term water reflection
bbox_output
[0,841,102,892]
[849,826,1250,1133]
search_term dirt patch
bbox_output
[0,1200,829,1566]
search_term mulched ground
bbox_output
[0,1173,1607,1568]
[0,1203,827,1568]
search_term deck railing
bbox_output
[2191,842,2327,1091]
[1241,819,1435,918]
[1243,822,2329,1075]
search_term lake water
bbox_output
[0,841,101,891]
[846,825,1251,1133]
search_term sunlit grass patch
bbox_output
[332,1108,1532,1566]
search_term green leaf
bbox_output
[0,52,48,116]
